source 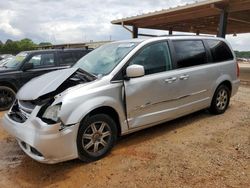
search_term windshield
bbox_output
[74,42,139,76]
[4,52,28,68]
[0,58,13,66]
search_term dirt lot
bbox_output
[239,63,250,83]
[0,85,249,188]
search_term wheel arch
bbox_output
[218,80,232,95]
[60,96,127,136]
[0,81,18,92]
[209,80,231,114]
[212,74,233,96]
[212,79,232,99]
[84,106,122,136]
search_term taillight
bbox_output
[236,61,240,78]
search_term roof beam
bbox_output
[147,17,219,28]
[138,33,158,37]
[228,17,250,25]
[121,22,133,33]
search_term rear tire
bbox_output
[209,85,230,114]
[0,86,16,111]
[77,114,117,162]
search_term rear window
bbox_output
[206,40,234,62]
[173,40,207,68]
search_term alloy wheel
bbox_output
[216,88,228,111]
[82,121,111,154]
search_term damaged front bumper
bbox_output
[2,112,80,164]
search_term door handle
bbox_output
[165,77,177,83]
[179,75,189,80]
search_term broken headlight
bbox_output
[42,103,61,122]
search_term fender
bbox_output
[60,96,129,134]
[210,74,232,101]
[0,80,19,92]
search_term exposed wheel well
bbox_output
[0,81,17,92]
[219,80,232,95]
[86,106,121,136]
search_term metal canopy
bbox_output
[111,0,250,37]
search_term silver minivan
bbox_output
[2,36,240,164]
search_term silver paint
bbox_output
[2,36,240,163]
[17,68,78,100]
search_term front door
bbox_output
[124,41,180,129]
[20,52,59,86]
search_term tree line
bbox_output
[0,38,250,58]
[235,51,250,59]
[0,39,52,55]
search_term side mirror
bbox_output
[22,63,33,71]
[126,64,145,78]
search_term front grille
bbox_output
[8,100,36,123]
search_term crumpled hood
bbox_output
[17,67,91,101]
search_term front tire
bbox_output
[209,85,230,114]
[77,114,117,162]
[0,86,16,111]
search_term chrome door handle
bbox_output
[165,77,177,83]
[179,75,189,80]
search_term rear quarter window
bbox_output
[206,40,234,63]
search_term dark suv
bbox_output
[0,48,92,110]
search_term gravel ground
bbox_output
[0,85,249,188]
[239,63,250,83]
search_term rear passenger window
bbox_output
[207,40,234,62]
[59,52,76,66]
[72,51,86,61]
[173,40,207,68]
[129,42,172,75]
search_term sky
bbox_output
[0,0,249,51]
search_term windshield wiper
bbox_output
[77,68,97,79]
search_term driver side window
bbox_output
[27,53,55,68]
[129,41,172,75]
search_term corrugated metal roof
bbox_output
[111,0,224,24]
[111,0,250,35]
